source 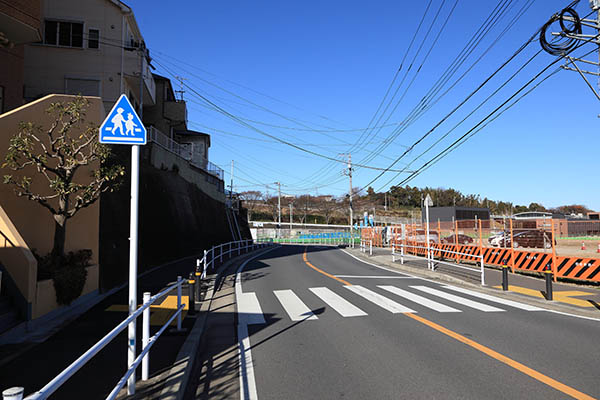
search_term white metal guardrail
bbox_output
[4,239,272,400]
[391,243,485,286]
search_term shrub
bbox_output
[34,249,92,305]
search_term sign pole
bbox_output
[127,144,140,394]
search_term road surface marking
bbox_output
[303,247,352,285]
[334,275,416,279]
[235,246,279,400]
[411,286,505,312]
[405,313,596,400]
[238,292,266,325]
[274,289,319,321]
[493,285,596,308]
[345,285,416,313]
[379,286,461,312]
[309,287,368,317]
[443,285,544,311]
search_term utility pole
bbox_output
[274,181,281,237]
[339,153,353,228]
[544,2,600,101]
[230,160,234,204]
[384,192,387,211]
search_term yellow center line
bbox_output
[404,313,596,400]
[302,247,352,286]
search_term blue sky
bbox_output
[130,0,600,210]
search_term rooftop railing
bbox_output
[147,126,224,180]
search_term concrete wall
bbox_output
[99,150,236,289]
[144,142,225,203]
[0,94,103,320]
[0,0,42,113]
[0,94,101,264]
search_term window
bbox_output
[44,20,83,48]
[65,78,100,97]
[88,29,99,49]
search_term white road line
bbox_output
[237,292,266,325]
[238,322,258,400]
[442,285,544,311]
[273,290,319,321]
[236,246,279,400]
[334,275,417,279]
[378,286,461,313]
[345,285,416,313]
[411,286,505,312]
[309,287,368,317]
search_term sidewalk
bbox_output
[0,244,270,399]
[349,246,600,319]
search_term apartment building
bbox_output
[23,0,155,113]
[0,0,42,113]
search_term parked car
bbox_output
[442,234,474,245]
[489,230,555,249]
[410,229,439,244]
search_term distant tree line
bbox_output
[239,185,593,223]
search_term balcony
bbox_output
[147,126,223,180]
[124,50,156,106]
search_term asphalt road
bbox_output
[235,245,599,400]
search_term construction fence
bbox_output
[361,218,600,284]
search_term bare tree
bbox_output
[239,190,263,220]
[314,196,339,224]
[3,97,124,259]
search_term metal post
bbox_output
[401,244,404,264]
[480,255,485,286]
[509,218,515,273]
[188,273,195,316]
[202,250,207,279]
[2,388,24,400]
[502,265,509,291]
[176,276,182,331]
[195,269,201,301]
[142,292,150,381]
[545,270,553,300]
[425,194,432,270]
[369,240,372,256]
[238,241,241,255]
[551,218,557,282]
[392,244,395,262]
[127,143,140,395]
[220,244,223,263]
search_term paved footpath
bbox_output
[0,255,203,399]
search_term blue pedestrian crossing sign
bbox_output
[99,94,146,145]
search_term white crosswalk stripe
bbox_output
[237,292,266,325]
[238,284,543,323]
[378,286,461,313]
[309,287,367,317]
[273,289,319,321]
[410,286,505,312]
[345,285,416,313]
[441,285,544,311]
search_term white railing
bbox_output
[147,126,224,180]
[23,277,186,400]
[391,243,485,286]
[8,239,275,400]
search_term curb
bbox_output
[156,245,276,400]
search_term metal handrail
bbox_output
[392,242,485,286]
[24,278,186,400]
